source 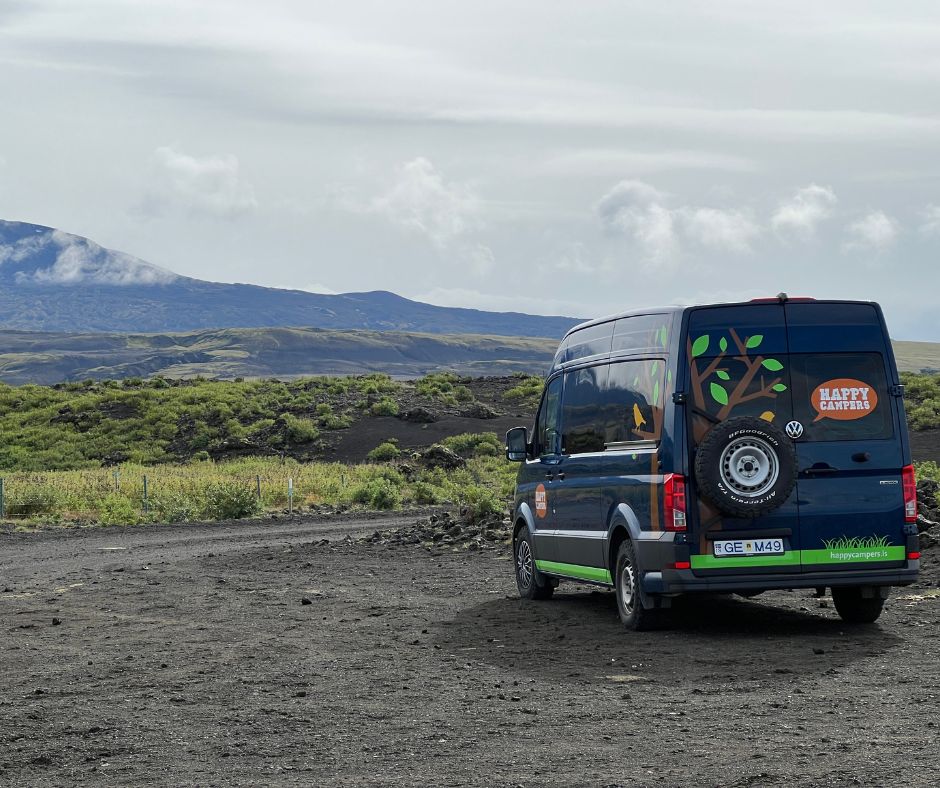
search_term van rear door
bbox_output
[785,302,908,571]
[684,303,802,575]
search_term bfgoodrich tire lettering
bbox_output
[694,416,797,518]
[514,530,553,600]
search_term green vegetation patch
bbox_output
[902,372,940,431]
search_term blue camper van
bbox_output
[506,296,920,630]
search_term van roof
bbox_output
[561,298,876,341]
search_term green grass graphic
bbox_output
[822,534,891,550]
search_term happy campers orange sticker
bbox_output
[811,378,878,422]
[534,483,548,519]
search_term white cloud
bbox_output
[771,184,837,238]
[596,180,678,265]
[17,229,178,285]
[0,229,49,265]
[919,204,940,236]
[683,207,760,253]
[843,210,900,251]
[370,157,480,248]
[597,180,760,262]
[142,146,257,219]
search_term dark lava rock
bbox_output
[916,512,939,534]
[362,507,511,551]
[418,445,465,470]
[459,402,500,419]
[402,407,438,424]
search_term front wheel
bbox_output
[832,586,885,624]
[514,530,553,600]
[615,540,661,631]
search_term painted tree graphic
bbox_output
[688,327,787,423]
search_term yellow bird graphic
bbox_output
[633,403,647,429]
[759,411,775,422]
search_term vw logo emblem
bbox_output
[785,420,804,439]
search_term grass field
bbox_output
[0,445,517,528]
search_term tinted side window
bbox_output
[564,322,614,364]
[602,360,667,444]
[562,365,607,454]
[790,353,893,441]
[534,376,563,456]
[612,314,671,354]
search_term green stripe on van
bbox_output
[536,560,612,584]
[691,546,905,570]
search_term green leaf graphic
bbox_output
[691,335,710,357]
[659,326,668,348]
[762,358,784,371]
[719,337,728,353]
[745,334,763,349]
[716,370,730,380]
[710,382,729,405]
[772,383,788,392]
[652,380,660,406]
[667,369,673,382]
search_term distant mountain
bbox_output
[0,326,558,385]
[0,221,580,336]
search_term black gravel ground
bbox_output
[1,514,938,787]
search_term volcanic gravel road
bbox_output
[1,514,938,787]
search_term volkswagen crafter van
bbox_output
[506,296,919,630]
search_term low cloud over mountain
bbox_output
[0,221,579,337]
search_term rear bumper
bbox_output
[644,564,920,594]
[633,533,920,594]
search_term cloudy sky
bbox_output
[1,1,939,339]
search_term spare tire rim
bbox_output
[719,436,779,498]
[516,539,533,588]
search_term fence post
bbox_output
[0,477,5,520]
[113,470,120,492]
[143,475,149,515]
[256,475,262,499]
[288,477,294,515]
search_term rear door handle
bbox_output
[802,464,838,475]
[545,472,566,481]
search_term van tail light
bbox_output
[902,464,917,523]
[663,473,687,532]
[907,551,921,561]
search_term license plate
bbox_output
[713,538,785,557]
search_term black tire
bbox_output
[832,586,885,624]
[614,540,661,631]
[694,416,797,518]
[514,530,553,600]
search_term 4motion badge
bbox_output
[785,420,804,439]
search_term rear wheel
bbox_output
[514,530,553,600]
[615,540,661,631]
[832,586,885,624]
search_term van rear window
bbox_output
[790,353,894,442]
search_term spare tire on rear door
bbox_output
[693,416,797,518]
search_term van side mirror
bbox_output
[506,427,529,462]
